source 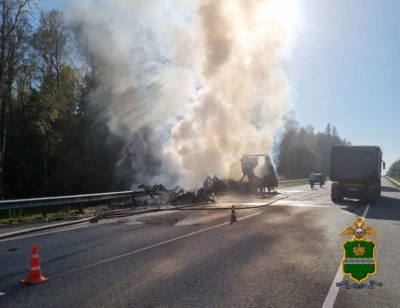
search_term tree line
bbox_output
[0,3,128,198]
[388,160,400,180]
[277,119,351,180]
[0,3,352,199]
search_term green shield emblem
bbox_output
[341,239,377,282]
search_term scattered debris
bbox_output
[135,154,279,207]
[90,213,101,223]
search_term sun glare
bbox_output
[259,0,299,31]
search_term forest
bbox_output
[277,120,350,180]
[0,2,350,199]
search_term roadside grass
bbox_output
[0,203,110,225]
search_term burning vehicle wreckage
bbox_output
[136,154,279,206]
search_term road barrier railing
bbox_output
[0,190,150,211]
[278,179,309,188]
[386,176,400,188]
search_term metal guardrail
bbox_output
[0,190,150,211]
[0,178,311,212]
[278,179,309,188]
[386,176,400,188]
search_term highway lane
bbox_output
[0,180,399,307]
[334,179,400,308]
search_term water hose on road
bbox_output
[98,193,290,219]
[173,193,290,210]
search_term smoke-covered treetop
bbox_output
[67,0,296,187]
[277,121,351,180]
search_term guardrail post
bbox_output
[131,197,137,207]
[79,204,84,214]
[42,207,47,219]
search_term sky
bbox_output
[43,0,399,167]
[287,0,400,167]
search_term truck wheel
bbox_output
[367,191,378,204]
[359,197,369,204]
[331,196,343,203]
[369,198,378,205]
[368,194,378,204]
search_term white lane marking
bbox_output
[237,213,260,220]
[234,202,275,206]
[57,212,261,276]
[0,292,5,296]
[0,224,92,242]
[277,190,305,194]
[322,204,370,308]
[297,190,329,202]
[271,202,329,208]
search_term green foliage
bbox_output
[0,203,109,224]
[388,159,400,180]
[2,8,123,198]
[277,121,350,180]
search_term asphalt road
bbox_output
[0,178,399,307]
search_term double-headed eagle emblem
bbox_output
[336,217,382,288]
[338,216,380,239]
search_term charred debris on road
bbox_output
[0,155,280,225]
[99,155,281,220]
[135,154,279,207]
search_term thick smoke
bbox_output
[68,0,295,187]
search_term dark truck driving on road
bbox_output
[330,146,384,204]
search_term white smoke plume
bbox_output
[68,0,296,187]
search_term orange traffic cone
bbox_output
[20,244,48,285]
[229,205,237,225]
